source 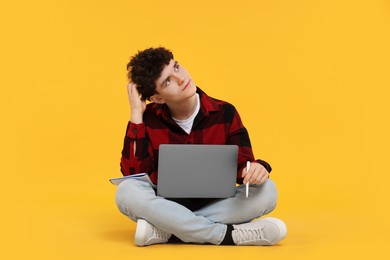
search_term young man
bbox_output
[116,47,287,246]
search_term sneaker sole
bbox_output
[134,219,148,246]
[261,217,287,244]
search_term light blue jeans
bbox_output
[115,178,278,245]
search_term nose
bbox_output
[173,73,185,85]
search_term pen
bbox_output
[246,161,250,198]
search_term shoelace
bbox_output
[235,227,265,243]
[152,227,170,240]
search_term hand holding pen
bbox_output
[242,161,270,198]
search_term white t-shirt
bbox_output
[172,94,200,134]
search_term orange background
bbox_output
[1,0,390,259]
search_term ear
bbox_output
[150,94,166,104]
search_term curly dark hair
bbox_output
[126,47,174,100]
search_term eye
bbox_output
[174,63,180,72]
[165,78,171,86]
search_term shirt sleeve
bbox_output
[120,121,155,176]
[226,106,272,184]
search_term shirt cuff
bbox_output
[126,121,146,139]
[256,159,272,173]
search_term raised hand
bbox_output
[127,83,146,124]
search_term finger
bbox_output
[256,169,267,182]
[255,171,264,184]
[128,82,137,91]
[127,83,136,96]
[258,173,269,184]
[243,171,252,185]
[131,85,141,99]
[127,83,132,94]
[245,163,256,179]
[255,166,268,184]
[250,172,261,184]
[246,171,259,185]
[242,162,252,178]
[247,164,261,183]
[131,83,137,94]
[242,166,248,178]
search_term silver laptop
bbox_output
[157,144,238,198]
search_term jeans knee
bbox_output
[265,178,278,205]
[255,179,278,214]
[115,179,144,217]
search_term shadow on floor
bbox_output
[99,228,134,244]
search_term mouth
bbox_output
[182,80,190,91]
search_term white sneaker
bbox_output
[134,219,172,246]
[232,217,287,246]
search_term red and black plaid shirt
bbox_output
[120,87,271,184]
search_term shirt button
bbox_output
[132,129,137,134]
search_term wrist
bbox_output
[130,111,143,124]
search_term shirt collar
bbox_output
[155,87,220,121]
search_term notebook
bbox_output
[109,173,155,188]
[157,144,238,198]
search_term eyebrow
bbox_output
[160,61,178,87]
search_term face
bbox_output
[151,59,197,104]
